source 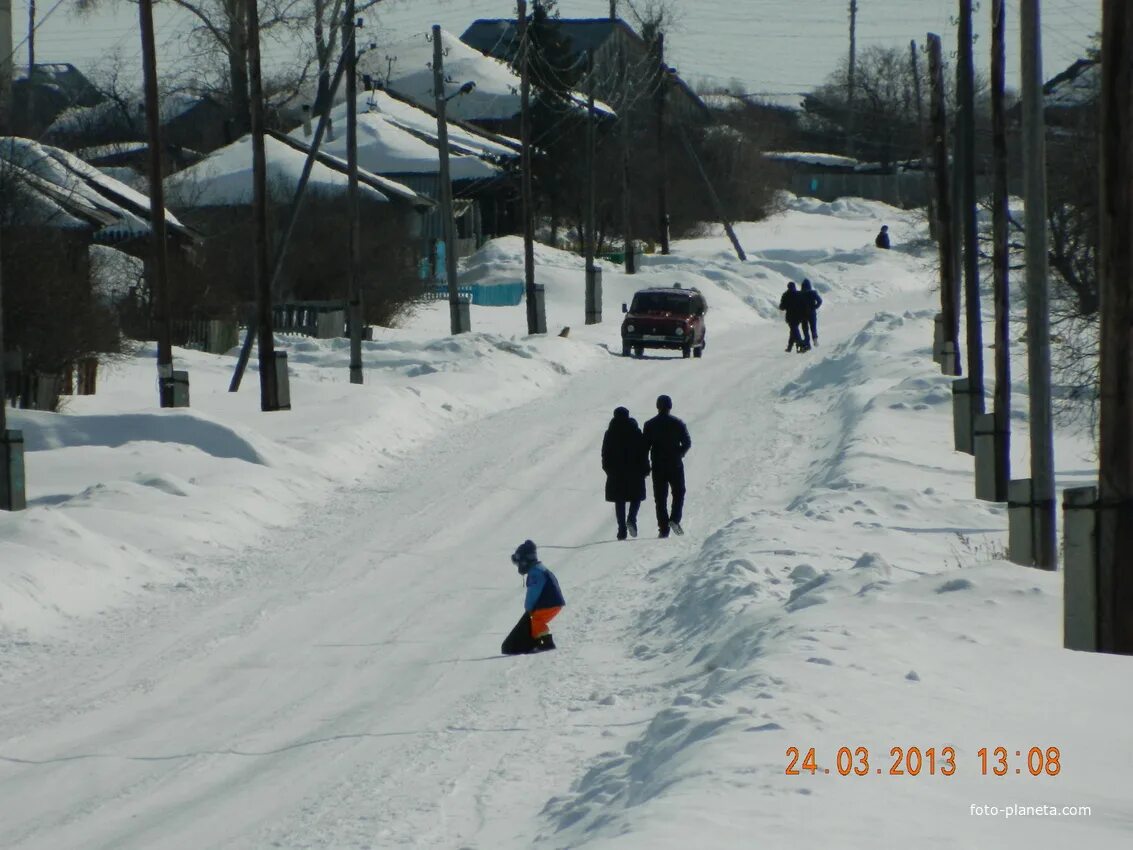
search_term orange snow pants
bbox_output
[530,606,562,637]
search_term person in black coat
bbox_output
[778,281,808,352]
[602,406,650,540]
[642,394,692,538]
[799,278,823,347]
[875,225,891,249]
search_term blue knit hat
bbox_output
[511,539,538,573]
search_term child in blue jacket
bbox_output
[501,539,565,655]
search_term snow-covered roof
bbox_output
[764,151,861,169]
[1,136,190,242]
[78,142,149,160]
[1043,59,1099,109]
[363,27,614,123]
[701,93,748,111]
[353,89,519,158]
[288,93,506,181]
[165,132,434,210]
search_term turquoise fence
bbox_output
[425,282,524,307]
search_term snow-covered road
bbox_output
[3,200,1127,850]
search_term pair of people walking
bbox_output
[778,278,822,353]
[602,394,692,539]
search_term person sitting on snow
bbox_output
[501,540,565,655]
[875,224,891,249]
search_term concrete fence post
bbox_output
[1063,485,1098,651]
[933,312,945,363]
[1008,478,1036,565]
[952,378,974,454]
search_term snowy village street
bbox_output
[2,199,1131,849]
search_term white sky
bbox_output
[10,0,1101,101]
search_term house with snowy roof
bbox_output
[1,136,198,405]
[459,16,707,124]
[287,88,521,258]
[163,131,436,313]
[360,27,614,127]
[9,63,103,138]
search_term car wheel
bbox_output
[693,344,704,358]
[634,345,644,358]
[622,342,631,357]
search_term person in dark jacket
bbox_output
[875,225,891,249]
[799,278,823,347]
[778,281,808,352]
[501,539,566,655]
[642,394,692,538]
[602,406,650,540]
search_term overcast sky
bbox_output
[11,0,1101,102]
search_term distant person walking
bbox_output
[642,395,691,538]
[875,225,891,249]
[602,406,650,540]
[800,278,823,347]
[778,281,808,352]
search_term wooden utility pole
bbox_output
[654,33,670,255]
[433,24,469,335]
[25,0,34,125]
[139,0,177,407]
[585,50,600,324]
[345,1,364,380]
[910,39,936,240]
[1019,0,1056,566]
[518,0,540,332]
[958,0,985,422]
[619,42,636,274]
[247,0,279,411]
[609,0,616,20]
[231,52,350,393]
[847,0,858,155]
[988,0,1011,501]
[0,227,6,434]
[0,0,11,135]
[1096,0,1133,650]
[928,34,961,377]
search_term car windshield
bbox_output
[630,293,692,314]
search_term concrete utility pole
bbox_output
[1096,0,1133,651]
[654,33,670,255]
[0,0,12,135]
[139,0,178,407]
[517,0,542,333]
[927,34,961,378]
[619,42,635,274]
[345,0,364,380]
[958,0,985,428]
[986,0,1011,502]
[432,24,469,335]
[247,0,280,411]
[846,0,858,155]
[1017,0,1056,567]
[584,50,600,324]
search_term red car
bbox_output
[621,285,707,358]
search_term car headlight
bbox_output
[626,324,635,332]
[676,327,685,336]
